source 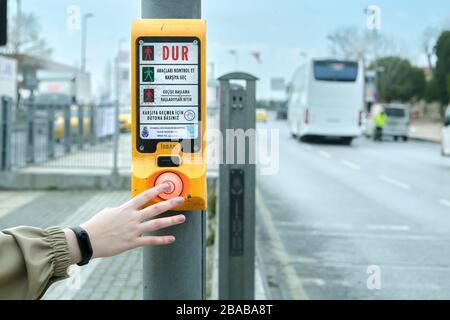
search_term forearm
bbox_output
[63,228,82,265]
[0,227,71,300]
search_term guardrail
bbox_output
[0,96,128,174]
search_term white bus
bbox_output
[287,59,365,145]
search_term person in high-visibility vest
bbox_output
[374,110,388,141]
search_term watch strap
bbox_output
[69,226,93,266]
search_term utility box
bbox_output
[218,72,258,299]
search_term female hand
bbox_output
[64,183,185,264]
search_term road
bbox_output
[256,119,450,299]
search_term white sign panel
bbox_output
[139,85,198,106]
[140,107,198,124]
[140,124,198,139]
[140,65,198,85]
[137,38,200,141]
[0,56,17,100]
[139,42,198,65]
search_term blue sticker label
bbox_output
[141,126,149,138]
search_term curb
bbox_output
[408,136,441,144]
[0,171,131,190]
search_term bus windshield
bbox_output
[313,60,358,82]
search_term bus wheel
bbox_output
[394,136,398,141]
[300,136,310,143]
[402,136,408,142]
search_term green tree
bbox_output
[447,73,450,98]
[434,31,450,107]
[425,78,440,103]
[373,56,426,102]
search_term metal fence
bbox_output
[0,96,130,174]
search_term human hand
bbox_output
[64,184,185,264]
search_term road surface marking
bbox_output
[366,225,410,231]
[377,175,411,190]
[287,230,443,240]
[439,199,450,208]
[290,256,319,264]
[318,150,331,158]
[256,189,309,300]
[340,160,361,171]
[299,278,326,286]
[275,221,354,230]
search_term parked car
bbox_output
[442,105,450,156]
[256,108,268,122]
[119,107,132,132]
[365,103,409,141]
[55,107,90,141]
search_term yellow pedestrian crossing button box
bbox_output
[131,19,207,211]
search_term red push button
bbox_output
[155,172,183,200]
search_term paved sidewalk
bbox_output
[409,120,442,143]
[0,190,146,300]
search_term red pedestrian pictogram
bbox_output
[144,88,154,103]
[143,45,154,61]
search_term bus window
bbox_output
[313,60,358,82]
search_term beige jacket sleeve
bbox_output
[0,226,71,300]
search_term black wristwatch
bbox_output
[69,226,93,266]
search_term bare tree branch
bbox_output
[1,12,53,58]
[327,26,410,64]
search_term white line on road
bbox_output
[340,160,361,171]
[439,199,450,208]
[317,150,331,158]
[275,221,354,230]
[377,175,411,190]
[366,224,410,232]
[256,190,309,300]
[299,278,326,286]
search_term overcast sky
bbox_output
[10,0,450,99]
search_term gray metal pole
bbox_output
[5,99,11,170]
[81,13,93,72]
[89,104,96,146]
[0,97,9,171]
[81,16,86,72]
[0,97,5,171]
[112,100,119,176]
[26,101,35,164]
[77,104,84,150]
[141,0,201,19]
[112,39,125,176]
[63,104,71,153]
[141,0,206,300]
[47,105,55,159]
[0,97,4,170]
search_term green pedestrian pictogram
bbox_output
[143,67,154,82]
